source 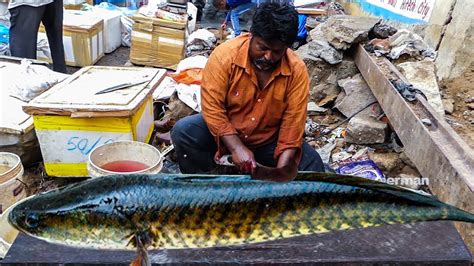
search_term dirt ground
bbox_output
[440,63,474,149]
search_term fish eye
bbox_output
[25,213,39,229]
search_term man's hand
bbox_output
[231,145,257,173]
[220,22,227,30]
[221,135,257,174]
[252,148,298,182]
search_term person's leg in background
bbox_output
[192,0,206,22]
[229,2,255,36]
[170,114,218,173]
[9,5,45,60]
[298,142,325,172]
[42,0,66,73]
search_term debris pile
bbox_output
[295,14,442,189]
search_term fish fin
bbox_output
[130,233,151,266]
[159,173,250,182]
[296,172,442,206]
[296,172,474,223]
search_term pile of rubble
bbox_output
[294,15,444,189]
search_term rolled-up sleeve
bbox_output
[274,64,309,159]
[201,47,238,139]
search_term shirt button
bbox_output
[257,99,262,102]
[251,117,255,121]
[244,135,248,139]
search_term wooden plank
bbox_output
[353,44,474,253]
[3,222,471,265]
[23,66,167,117]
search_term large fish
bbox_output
[8,173,474,265]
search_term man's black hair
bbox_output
[250,2,298,46]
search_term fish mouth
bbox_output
[7,194,39,233]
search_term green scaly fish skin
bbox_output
[8,173,474,250]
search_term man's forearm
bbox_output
[277,148,298,168]
[276,148,298,180]
[252,148,299,182]
[221,134,245,153]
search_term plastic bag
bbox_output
[4,59,69,102]
[0,24,8,44]
[169,56,208,85]
[176,83,201,112]
[336,160,385,182]
[0,43,9,56]
[170,69,202,85]
[121,15,134,47]
[187,29,216,48]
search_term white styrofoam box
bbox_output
[187,2,197,33]
[90,8,122,53]
[36,10,105,67]
[37,28,104,66]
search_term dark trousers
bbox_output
[192,0,205,21]
[171,114,325,174]
[9,0,66,73]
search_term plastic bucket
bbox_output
[87,141,163,178]
[0,152,26,215]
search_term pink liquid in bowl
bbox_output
[100,160,149,173]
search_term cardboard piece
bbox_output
[130,13,187,70]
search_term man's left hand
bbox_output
[251,149,298,182]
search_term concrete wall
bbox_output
[435,0,473,80]
[336,0,454,49]
[337,0,473,80]
[423,0,455,49]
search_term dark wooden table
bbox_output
[1,221,472,265]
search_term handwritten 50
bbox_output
[66,136,114,155]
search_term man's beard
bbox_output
[254,57,278,71]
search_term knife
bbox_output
[94,80,149,95]
[216,155,296,182]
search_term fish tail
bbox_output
[446,206,474,223]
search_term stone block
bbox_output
[322,15,379,50]
[345,116,387,144]
[397,60,445,116]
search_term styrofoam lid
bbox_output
[23,67,167,117]
[0,95,33,134]
[63,10,104,29]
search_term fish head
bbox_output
[8,188,89,242]
[8,181,129,248]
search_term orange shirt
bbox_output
[201,34,309,159]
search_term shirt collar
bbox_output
[234,34,292,77]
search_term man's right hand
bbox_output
[230,145,256,173]
[220,22,227,30]
[221,135,257,174]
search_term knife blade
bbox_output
[94,80,148,95]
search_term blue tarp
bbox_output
[297,14,308,40]
[0,24,8,44]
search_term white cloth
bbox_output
[8,0,53,9]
